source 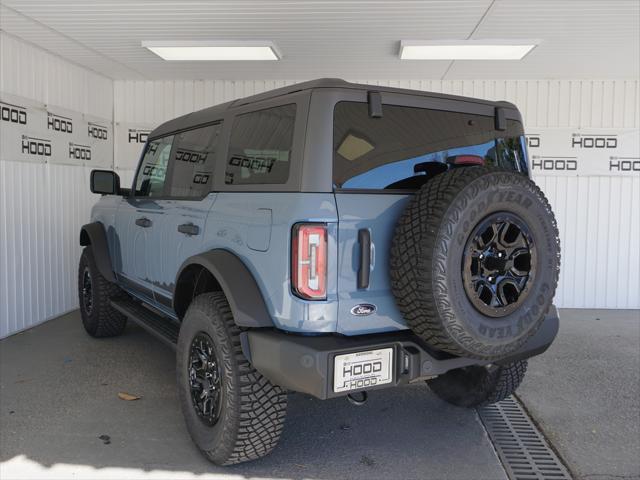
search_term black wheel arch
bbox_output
[174,250,274,328]
[79,222,116,283]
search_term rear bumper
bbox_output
[244,306,559,400]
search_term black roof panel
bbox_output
[149,78,517,139]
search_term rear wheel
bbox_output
[176,292,287,465]
[78,247,127,337]
[427,360,528,407]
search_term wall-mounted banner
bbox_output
[1,93,50,163]
[84,114,113,167]
[114,122,156,171]
[527,128,639,176]
[0,92,113,167]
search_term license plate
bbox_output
[333,348,393,393]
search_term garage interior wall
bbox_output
[1,33,113,338]
[1,33,639,338]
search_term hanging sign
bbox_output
[114,122,156,171]
[84,114,113,167]
[1,93,49,163]
[0,92,113,167]
[527,128,639,176]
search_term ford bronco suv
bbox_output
[79,79,560,465]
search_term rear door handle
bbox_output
[135,217,152,228]
[178,223,200,236]
[357,229,371,289]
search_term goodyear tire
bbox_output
[427,360,528,407]
[176,292,287,465]
[78,246,127,337]
[390,167,560,360]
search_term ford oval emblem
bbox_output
[350,304,377,316]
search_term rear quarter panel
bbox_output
[203,192,339,333]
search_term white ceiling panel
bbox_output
[446,0,640,78]
[1,0,638,80]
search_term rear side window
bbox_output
[135,135,173,197]
[225,104,296,185]
[167,123,222,198]
[333,102,527,190]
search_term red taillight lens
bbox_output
[452,154,485,166]
[292,223,327,300]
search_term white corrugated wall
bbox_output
[0,33,113,337]
[1,32,638,338]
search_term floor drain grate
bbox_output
[478,397,572,480]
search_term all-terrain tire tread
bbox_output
[427,360,528,408]
[482,360,528,406]
[191,293,287,465]
[78,247,127,338]
[390,167,560,358]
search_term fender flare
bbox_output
[174,250,274,328]
[79,222,116,283]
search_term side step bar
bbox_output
[110,297,179,349]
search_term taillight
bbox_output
[452,154,485,166]
[292,223,327,300]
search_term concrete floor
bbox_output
[517,309,640,480]
[0,309,638,480]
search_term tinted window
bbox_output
[135,135,173,197]
[333,102,527,190]
[167,123,222,197]
[225,104,296,185]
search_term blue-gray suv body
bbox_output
[79,79,561,465]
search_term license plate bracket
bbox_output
[333,347,394,393]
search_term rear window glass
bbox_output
[225,104,296,185]
[333,102,527,190]
[167,122,222,198]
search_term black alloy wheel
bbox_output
[188,332,223,426]
[462,212,536,318]
[81,267,93,315]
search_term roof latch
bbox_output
[494,106,507,131]
[368,91,383,118]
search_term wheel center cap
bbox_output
[483,253,508,273]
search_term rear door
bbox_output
[333,99,528,335]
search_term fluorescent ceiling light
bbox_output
[399,40,538,60]
[142,41,281,61]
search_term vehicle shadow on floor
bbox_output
[0,312,506,480]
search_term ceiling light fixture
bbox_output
[399,40,538,60]
[142,41,281,61]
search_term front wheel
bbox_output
[426,360,528,408]
[78,247,127,337]
[176,292,287,465]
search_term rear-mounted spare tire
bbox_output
[390,167,560,360]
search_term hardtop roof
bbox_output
[149,78,517,139]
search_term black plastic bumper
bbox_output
[244,306,559,400]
